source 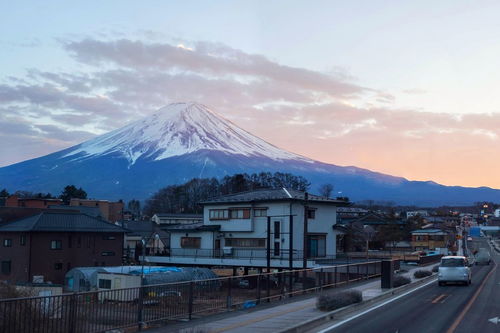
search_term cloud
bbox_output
[1,36,500,188]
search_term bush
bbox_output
[316,290,363,312]
[413,270,432,279]
[432,266,439,273]
[393,275,411,288]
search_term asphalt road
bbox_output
[312,238,499,333]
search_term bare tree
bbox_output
[319,184,334,198]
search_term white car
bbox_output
[438,256,472,286]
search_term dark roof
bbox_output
[48,205,102,218]
[154,213,203,219]
[200,188,347,205]
[122,220,170,239]
[161,222,220,232]
[0,211,126,233]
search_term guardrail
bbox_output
[0,261,381,333]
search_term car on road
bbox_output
[467,236,472,241]
[475,248,491,265]
[438,256,472,286]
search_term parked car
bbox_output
[467,237,472,241]
[475,248,491,265]
[438,256,471,286]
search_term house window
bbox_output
[209,209,229,220]
[101,251,115,256]
[3,239,12,247]
[254,208,267,217]
[225,238,265,248]
[274,241,280,256]
[181,237,201,249]
[102,235,116,240]
[50,240,62,250]
[306,209,316,219]
[20,235,26,246]
[54,263,63,270]
[274,221,280,239]
[1,261,11,275]
[98,279,112,289]
[415,235,425,241]
[229,209,251,219]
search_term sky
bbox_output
[2,0,500,188]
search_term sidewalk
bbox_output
[151,264,438,333]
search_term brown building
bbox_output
[69,199,124,222]
[0,211,125,285]
[4,195,63,209]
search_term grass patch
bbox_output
[393,275,411,287]
[316,290,363,312]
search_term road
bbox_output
[312,238,499,333]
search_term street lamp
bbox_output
[141,233,160,282]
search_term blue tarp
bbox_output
[469,227,481,237]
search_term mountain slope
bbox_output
[1,102,499,206]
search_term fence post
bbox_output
[256,274,262,305]
[346,264,350,285]
[68,293,77,333]
[334,266,337,287]
[319,268,324,292]
[357,264,360,281]
[137,285,144,331]
[227,277,232,310]
[365,263,369,279]
[266,273,271,303]
[188,281,194,320]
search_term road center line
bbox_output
[316,278,437,333]
[445,258,498,333]
[431,294,447,304]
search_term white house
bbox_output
[152,213,203,225]
[145,188,347,268]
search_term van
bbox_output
[438,256,471,286]
[475,248,491,265]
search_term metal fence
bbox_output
[0,261,381,333]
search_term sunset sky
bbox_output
[2,1,500,188]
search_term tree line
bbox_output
[0,185,88,204]
[142,172,311,216]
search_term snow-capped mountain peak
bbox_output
[64,102,311,165]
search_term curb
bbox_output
[277,274,437,333]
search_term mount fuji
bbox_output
[1,102,500,206]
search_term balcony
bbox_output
[142,248,325,268]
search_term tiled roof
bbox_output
[200,188,347,205]
[154,213,203,219]
[0,211,126,233]
[161,222,220,232]
[48,205,102,218]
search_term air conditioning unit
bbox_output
[223,247,233,255]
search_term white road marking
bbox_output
[488,317,499,325]
[316,278,437,333]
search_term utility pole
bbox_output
[302,192,309,291]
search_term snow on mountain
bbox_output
[64,102,312,165]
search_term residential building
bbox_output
[406,210,429,219]
[411,229,450,251]
[146,188,347,268]
[151,213,203,225]
[122,220,169,262]
[4,195,63,209]
[0,211,125,285]
[69,199,124,222]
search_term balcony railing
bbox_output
[145,247,335,261]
